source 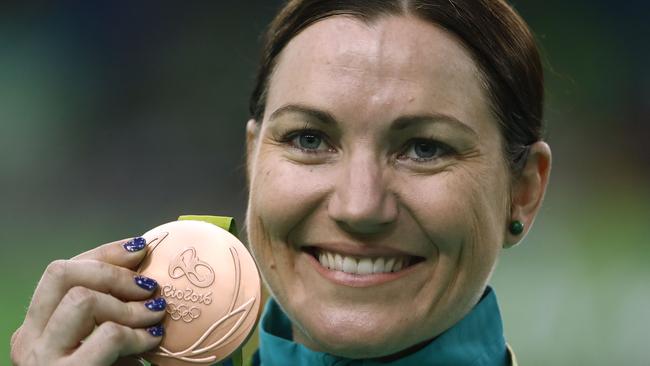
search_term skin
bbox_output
[11,13,550,366]
[246,15,551,359]
[11,239,166,365]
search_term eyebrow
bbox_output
[269,104,337,125]
[268,103,478,137]
[391,114,478,137]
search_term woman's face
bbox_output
[246,15,510,358]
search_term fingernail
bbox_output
[147,324,164,337]
[145,297,167,311]
[134,275,157,291]
[123,237,146,252]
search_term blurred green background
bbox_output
[1,1,648,365]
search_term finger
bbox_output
[68,322,163,365]
[22,259,159,342]
[73,237,148,269]
[40,287,166,352]
[10,326,24,364]
[114,356,147,366]
[10,326,20,348]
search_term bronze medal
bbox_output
[138,219,261,365]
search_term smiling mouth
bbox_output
[304,247,425,275]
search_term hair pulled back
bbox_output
[249,0,544,174]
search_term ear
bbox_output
[245,119,260,184]
[505,141,552,248]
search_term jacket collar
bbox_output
[257,286,508,365]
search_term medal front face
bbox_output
[138,220,261,366]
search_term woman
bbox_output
[11,0,551,365]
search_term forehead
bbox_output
[265,15,494,134]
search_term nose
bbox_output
[328,152,398,235]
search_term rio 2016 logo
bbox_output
[168,247,215,288]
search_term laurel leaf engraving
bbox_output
[152,246,257,363]
[155,296,256,362]
[146,232,169,256]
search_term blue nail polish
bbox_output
[123,237,146,252]
[134,275,157,291]
[147,324,164,337]
[145,297,167,311]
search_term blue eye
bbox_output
[298,133,323,150]
[401,139,451,161]
[413,141,438,158]
[285,130,333,154]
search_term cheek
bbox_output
[246,151,335,269]
[398,166,508,256]
[397,168,508,319]
[249,156,331,241]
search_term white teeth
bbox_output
[357,258,373,275]
[320,252,330,268]
[385,257,396,272]
[334,254,343,270]
[393,258,403,272]
[315,249,412,275]
[372,257,385,273]
[326,252,335,268]
[342,257,357,273]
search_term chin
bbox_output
[295,309,417,359]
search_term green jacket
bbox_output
[251,287,516,365]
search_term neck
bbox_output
[290,322,435,360]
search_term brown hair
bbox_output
[249,0,544,174]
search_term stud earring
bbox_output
[509,220,524,235]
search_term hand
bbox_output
[10,237,167,366]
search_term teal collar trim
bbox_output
[257,287,508,365]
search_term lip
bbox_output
[303,242,422,259]
[302,250,423,288]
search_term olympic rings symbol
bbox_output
[168,247,215,288]
[167,302,201,323]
